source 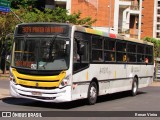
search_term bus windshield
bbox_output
[12,36,70,70]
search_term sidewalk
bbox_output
[0,70,10,99]
[150,80,160,87]
[0,70,9,80]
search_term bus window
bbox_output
[137,44,145,63]
[73,32,90,73]
[123,54,127,62]
[104,52,115,61]
[92,36,103,49]
[104,38,115,51]
[127,43,136,53]
[92,35,104,62]
[145,46,153,64]
[116,41,126,52]
[127,43,136,63]
[127,54,136,62]
[116,41,127,62]
[137,45,144,54]
[137,54,145,62]
[92,50,103,62]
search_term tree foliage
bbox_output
[9,0,38,9]
[143,37,160,58]
[0,1,96,72]
[0,4,96,56]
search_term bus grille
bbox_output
[20,84,58,89]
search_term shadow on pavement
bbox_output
[2,91,146,110]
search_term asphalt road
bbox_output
[0,79,160,119]
[1,86,160,111]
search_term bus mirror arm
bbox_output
[77,44,85,56]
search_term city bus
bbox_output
[10,23,154,104]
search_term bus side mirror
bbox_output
[77,43,85,56]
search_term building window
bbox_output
[156,32,160,38]
[158,1,160,7]
[157,24,160,30]
[157,17,160,22]
[158,9,160,15]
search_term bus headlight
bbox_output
[59,74,71,88]
[9,68,16,83]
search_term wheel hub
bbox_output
[90,86,96,99]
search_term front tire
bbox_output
[87,82,98,105]
[131,77,138,96]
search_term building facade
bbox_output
[154,0,160,38]
[45,0,156,39]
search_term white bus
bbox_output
[10,23,154,104]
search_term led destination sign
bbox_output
[17,24,69,35]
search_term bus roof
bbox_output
[74,25,153,46]
[15,23,153,46]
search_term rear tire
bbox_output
[87,82,98,105]
[131,77,138,96]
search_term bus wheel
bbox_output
[87,82,98,105]
[131,77,138,96]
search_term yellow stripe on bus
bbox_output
[12,68,66,87]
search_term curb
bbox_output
[0,74,9,81]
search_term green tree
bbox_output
[9,0,37,9]
[0,6,96,73]
[0,7,96,52]
[143,37,160,58]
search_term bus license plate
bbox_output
[31,91,42,96]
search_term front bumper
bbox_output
[10,81,72,103]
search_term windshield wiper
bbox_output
[39,35,58,70]
[21,35,28,64]
[48,35,58,61]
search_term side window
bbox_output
[145,46,153,64]
[116,41,127,62]
[137,45,145,62]
[73,31,90,73]
[80,41,89,62]
[116,41,126,52]
[104,38,115,62]
[127,43,136,62]
[92,35,104,62]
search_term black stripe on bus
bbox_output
[73,76,153,85]
[17,77,59,82]
[73,65,90,75]
[90,62,153,65]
